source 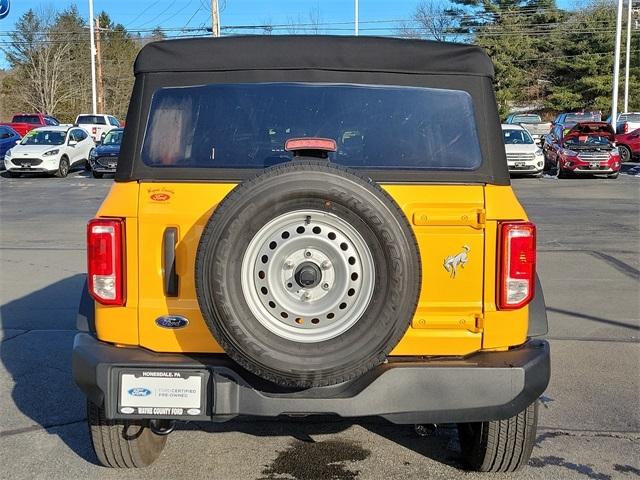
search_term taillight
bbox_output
[624,123,629,134]
[92,126,97,135]
[498,222,536,310]
[87,218,125,305]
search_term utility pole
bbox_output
[611,0,624,128]
[88,0,97,114]
[211,0,220,37]
[623,0,633,113]
[95,16,104,114]
[355,0,359,36]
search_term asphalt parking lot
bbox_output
[0,168,638,480]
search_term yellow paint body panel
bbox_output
[93,181,531,356]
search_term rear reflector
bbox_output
[87,218,125,305]
[285,137,337,152]
[498,221,536,310]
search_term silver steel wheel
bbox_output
[241,209,375,343]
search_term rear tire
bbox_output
[87,401,168,468]
[457,401,538,472]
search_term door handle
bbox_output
[163,227,179,297]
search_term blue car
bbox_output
[0,126,21,170]
[88,128,123,178]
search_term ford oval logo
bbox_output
[156,315,189,329]
[0,0,10,20]
[128,387,151,397]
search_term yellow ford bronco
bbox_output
[73,36,550,472]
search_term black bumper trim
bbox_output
[72,333,550,424]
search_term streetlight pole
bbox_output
[611,0,624,128]
[88,0,97,114]
[624,0,633,113]
[355,0,359,36]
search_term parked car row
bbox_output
[1,112,123,178]
[503,110,640,179]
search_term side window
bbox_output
[0,127,10,139]
[108,116,120,127]
[75,129,87,141]
[69,129,80,142]
[45,116,60,126]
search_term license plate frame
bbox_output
[515,162,526,167]
[115,368,210,419]
[589,162,599,169]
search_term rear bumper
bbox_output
[72,333,550,425]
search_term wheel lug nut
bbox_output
[320,260,331,270]
[321,283,330,290]
[284,260,294,269]
[304,250,312,258]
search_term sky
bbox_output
[0,0,586,36]
[0,0,589,68]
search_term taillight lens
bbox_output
[498,222,536,310]
[87,218,125,305]
[92,126,97,135]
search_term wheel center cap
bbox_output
[294,262,322,289]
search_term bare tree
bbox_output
[3,8,74,114]
[398,1,460,42]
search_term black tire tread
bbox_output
[87,401,167,468]
[458,401,538,473]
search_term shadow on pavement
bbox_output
[0,274,465,470]
[0,274,97,464]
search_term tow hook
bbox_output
[414,424,438,437]
[150,419,175,436]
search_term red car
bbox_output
[616,128,640,163]
[543,121,621,178]
[0,113,61,136]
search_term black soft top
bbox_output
[134,36,494,78]
[117,36,509,185]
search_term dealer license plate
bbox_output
[590,162,599,169]
[118,370,205,417]
[515,162,526,167]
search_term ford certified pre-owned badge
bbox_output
[155,315,189,329]
[128,388,151,397]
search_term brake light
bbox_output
[498,222,536,310]
[92,126,97,135]
[285,137,337,152]
[87,218,125,305]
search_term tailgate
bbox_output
[136,183,485,356]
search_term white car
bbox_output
[4,126,95,178]
[75,114,121,142]
[501,124,545,176]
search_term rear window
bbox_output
[141,83,483,171]
[565,113,601,124]
[619,113,640,122]
[77,115,107,125]
[12,115,40,124]
[512,115,541,124]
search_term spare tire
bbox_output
[196,160,421,387]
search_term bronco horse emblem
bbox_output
[443,245,470,279]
